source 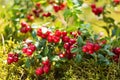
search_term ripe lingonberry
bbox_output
[25,49,33,56]
[27,14,34,21]
[36,2,41,8]
[91,4,96,9]
[94,43,100,51]
[29,44,36,52]
[42,59,50,66]
[35,67,44,76]
[62,36,70,42]
[59,2,66,10]
[69,39,76,45]
[53,36,60,43]
[43,65,50,74]
[7,53,19,64]
[42,12,51,17]
[114,0,120,4]
[55,30,61,37]
[22,47,27,53]
[61,31,67,37]
[64,43,70,49]
[53,5,60,12]
[82,46,88,53]
[91,4,103,16]
[21,21,28,27]
[7,57,14,64]
[59,53,66,58]
[47,35,54,43]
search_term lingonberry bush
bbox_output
[3,0,120,79]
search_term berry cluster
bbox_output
[42,12,51,17]
[37,27,68,43]
[82,42,101,54]
[20,21,32,33]
[91,4,103,16]
[22,42,36,57]
[63,37,76,59]
[35,59,51,76]
[27,14,34,21]
[7,52,19,64]
[114,0,120,4]
[32,2,43,17]
[53,2,66,12]
[112,47,120,62]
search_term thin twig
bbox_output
[1,34,5,54]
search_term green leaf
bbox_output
[106,50,114,56]
[67,0,74,8]
[31,30,37,39]
[75,54,82,63]
[64,9,72,19]
[25,58,31,68]
[98,54,105,60]
[71,48,79,53]
[77,36,83,47]
[37,55,42,59]
[44,46,49,56]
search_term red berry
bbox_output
[113,55,119,63]
[88,50,94,54]
[59,2,66,10]
[91,4,96,9]
[42,12,51,17]
[92,8,99,15]
[114,0,120,4]
[47,35,53,43]
[27,15,34,21]
[70,32,77,38]
[59,53,66,58]
[66,53,73,60]
[46,31,51,36]
[86,43,94,51]
[61,31,67,37]
[97,7,103,14]
[94,43,100,51]
[113,47,120,55]
[25,49,33,56]
[8,52,14,57]
[22,47,27,53]
[21,22,28,27]
[36,2,41,8]
[55,30,61,37]
[53,36,60,43]
[35,67,44,76]
[62,36,70,42]
[37,28,42,37]
[100,40,107,45]
[29,44,36,52]
[42,59,50,66]
[20,27,28,33]
[43,65,50,74]
[66,49,71,54]
[13,56,18,62]
[41,34,47,39]
[7,57,14,64]
[64,43,70,49]
[77,30,81,35]
[69,39,76,45]
[53,5,60,12]
[82,46,88,53]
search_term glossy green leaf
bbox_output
[71,47,79,53]
[77,36,83,47]
[75,54,82,63]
